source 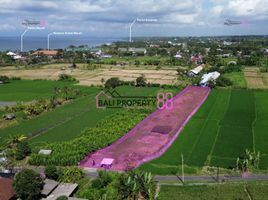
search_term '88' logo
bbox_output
[157,92,173,110]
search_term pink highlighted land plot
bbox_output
[80,86,211,171]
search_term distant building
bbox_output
[222,53,231,58]
[182,42,187,49]
[223,41,233,46]
[129,48,147,54]
[32,50,58,56]
[6,51,16,56]
[187,65,204,76]
[200,71,220,86]
[118,47,146,55]
[6,51,24,60]
[65,47,91,51]
[149,44,159,48]
[118,48,128,52]
[174,52,182,59]
[13,55,24,60]
[101,54,112,58]
[227,61,237,65]
[191,54,203,65]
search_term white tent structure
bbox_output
[200,71,220,86]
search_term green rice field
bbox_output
[140,89,268,174]
[0,79,92,101]
[0,80,177,149]
[159,181,268,200]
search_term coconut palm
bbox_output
[6,134,27,148]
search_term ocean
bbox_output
[0,36,126,51]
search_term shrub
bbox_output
[92,171,113,189]
[260,67,268,73]
[10,76,21,80]
[105,77,121,88]
[0,75,10,83]
[216,76,233,87]
[15,141,31,160]
[60,167,84,183]
[136,75,147,87]
[56,196,68,200]
[45,165,59,180]
[58,74,77,82]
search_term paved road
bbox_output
[154,174,268,182]
[83,168,268,183]
[6,166,268,183]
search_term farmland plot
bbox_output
[141,89,268,174]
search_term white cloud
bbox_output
[0,0,267,36]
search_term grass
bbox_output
[224,72,247,88]
[159,181,268,200]
[141,88,268,174]
[0,79,92,101]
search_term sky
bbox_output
[0,0,268,38]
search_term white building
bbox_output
[6,51,16,56]
[188,65,204,76]
[174,53,182,59]
[200,71,220,86]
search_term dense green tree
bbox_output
[45,165,59,180]
[105,77,121,88]
[15,141,31,160]
[13,169,44,200]
[136,75,147,87]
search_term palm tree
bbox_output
[6,134,27,148]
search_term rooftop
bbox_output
[46,183,78,200]
[41,179,59,196]
[32,50,58,56]
[0,177,15,200]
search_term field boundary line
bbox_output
[252,92,257,153]
[244,185,253,200]
[186,90,219,163]
[28,107,92,141]
[210,155,236,161]
[207,90,231,165]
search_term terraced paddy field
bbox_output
[140,89,268,174]
[0,80,176,149]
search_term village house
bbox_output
[32,50,58,57]
[187,65,204,77]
